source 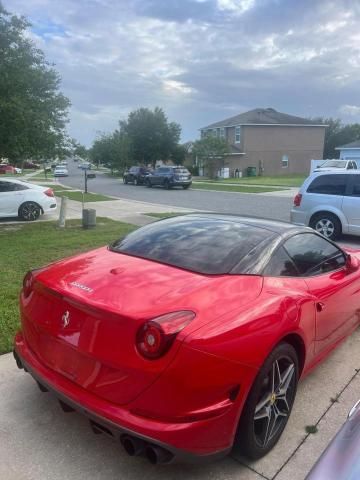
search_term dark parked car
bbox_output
[23,161,40,170]
[306,399,360,479]
[146,166,192,189]
[123,166,152,185]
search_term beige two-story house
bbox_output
[200,108,326,176]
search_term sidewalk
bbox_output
[61,196,197,226]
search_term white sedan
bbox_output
[0,179,57,221]
[54,165,68,177]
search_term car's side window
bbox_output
[283,233,346,276]
[348,175,360,197]
[13,183,28,191]
[307,174,347,195]
[263,246,299,277]
[0,181,16,192]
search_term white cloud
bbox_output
[217,0,255,13]
[339,105,360,116]
[6,0,360,145]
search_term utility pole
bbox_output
[58,196,67,228]
[84,168,88,194]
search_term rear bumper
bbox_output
[290,208,308,226]
[41,197,57,214]
[14,332,232,463]
[170,180,192,187]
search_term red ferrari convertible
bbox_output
[14,215,360,464]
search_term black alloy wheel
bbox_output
[234,343,299,459]
[19,202,41,221]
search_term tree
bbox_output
[170,144,186,164]
[71,140,88,160]
[0,5,70,164]
[310,117,360,158]
[119,107,181,167]
[89,131,131,173]
[192,136,229,179]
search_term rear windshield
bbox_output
[110,216,272,274]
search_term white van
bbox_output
[291,171,360,240]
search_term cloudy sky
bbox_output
[7,0,360,146]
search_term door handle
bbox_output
[316,302,325,312]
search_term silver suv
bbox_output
[290,171,360,240]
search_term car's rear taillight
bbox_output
[136,311,195,360]
[22,271,35,298]
[293,193,302,207]
[44,188,54,197]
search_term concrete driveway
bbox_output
[0,327,359,480]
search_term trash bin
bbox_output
[82,208,96,229]
[246,166,257,177]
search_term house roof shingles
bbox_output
[336,140,360,149]
[201,108,324,129]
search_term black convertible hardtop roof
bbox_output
[111,213,311,276]
[184,213,307,236]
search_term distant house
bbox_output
[199,108,326,176]
[336,140,360,163]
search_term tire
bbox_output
[309,212,341,240]
[19,202,41,221]
[123,177,128,184]
[182,185,190,190]
[164,179,171,190]
[234,343,299,460]
[146,179,152,188]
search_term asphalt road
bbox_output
[61,161,294,222]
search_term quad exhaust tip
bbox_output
[145,444,173,464]
[121,435,173,464]
[122,436,145,456]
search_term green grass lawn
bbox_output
[55,191,113,202]
[40,184,72,192]
[191,183,285,193]
[0,218,135,355]
[195,175,306,187]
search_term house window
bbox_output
[220,128,225,139]
[216,128,220,138]
[282,155,289,168]
[235,126,241,143]
[212,129,217,138]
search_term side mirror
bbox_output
[345,254,359,273]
